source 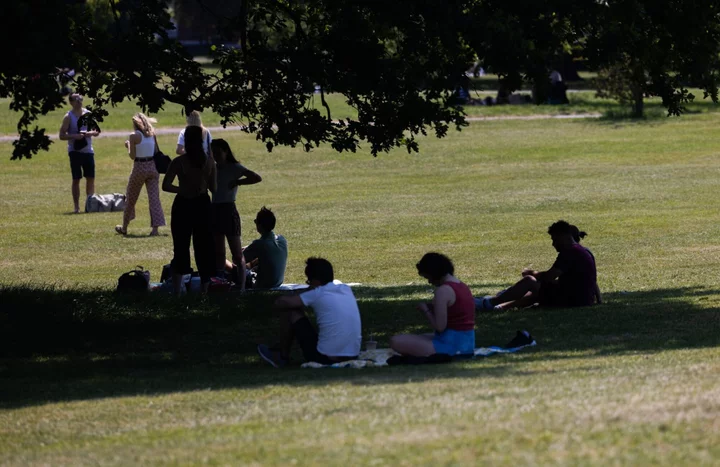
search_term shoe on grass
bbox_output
[504,330,536,349]
[257,344,287,368]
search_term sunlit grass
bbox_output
[1,114,719,465]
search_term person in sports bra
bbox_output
[115,113,166,236]
[390,253,476,357]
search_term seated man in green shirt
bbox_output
[243,207,288,289]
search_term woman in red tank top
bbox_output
[390,253,476,357]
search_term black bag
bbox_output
[73,137,88,151]
[153,135,171,173]
[74,112,100,151]
[160,263,173,283]
[117,266,150,293]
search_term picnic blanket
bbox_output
[270,281,362,291]
[300,339,537,369]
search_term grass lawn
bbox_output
[1,109,720,464]
[2,89,718,137]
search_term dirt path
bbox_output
[0,113,602,142]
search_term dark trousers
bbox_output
[170,194,215,283]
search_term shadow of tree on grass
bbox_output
[1,284,718,409]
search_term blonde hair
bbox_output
[186,110,204,128]
[132,113,157,137]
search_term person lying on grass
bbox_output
[257,257,362,367]
[476,220,601,311]
[390,253,476,357]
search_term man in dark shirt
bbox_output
[476,220,601,311]
[242,207,288,289]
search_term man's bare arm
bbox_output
[536,267,563,282]
[59,115,77,141]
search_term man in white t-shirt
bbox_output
[257,257,362,367]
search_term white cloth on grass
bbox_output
[300,341,538,369]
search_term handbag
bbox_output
[116,266,150,293]
[74,112,100,151]
[73,137,88,151]
[153,135,171,173]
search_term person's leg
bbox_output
[258,308,308,367]
[279,309,308,361]
[83,153,95,199]
[69,153,82,213]
[121,166,143,232]
[213,232,226,277]
[489,275,540,307]
[170,196,192,296]
[145,169,165,235]
[191,195,215,289]
[496,294,538,311]
[71,179,81,213]
[226,235,246,290]
[389,334,436,357]
[86,177,95,199]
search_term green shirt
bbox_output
[243,231,288,288]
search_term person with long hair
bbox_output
[476,220,601,311]
[162,125,217,295]
[115,113,165,236]
[176,110,212,156]
[390,253,476,357]
[210,138,262,290]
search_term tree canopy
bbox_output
[4,0,720,160]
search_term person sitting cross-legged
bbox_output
[242,207,288,289]
[390,253,476,357]
[257,257,362,367]
[476,220,601,311]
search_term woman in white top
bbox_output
[115,113,166,236]
[176,110,212,156]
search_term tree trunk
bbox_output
[631,84,644,118]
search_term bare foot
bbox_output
[149,229,159,236]
[73,208,80,214]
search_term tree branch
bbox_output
[107,0,121,37]
[272,0,307,40]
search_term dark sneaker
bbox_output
[257,344,286,368]
[504,330,536,349]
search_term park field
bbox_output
[2,89,720,136]
[1,102,720,465]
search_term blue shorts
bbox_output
[69,152,95,179]
[433,329,475,356]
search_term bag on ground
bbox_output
[85,193,126,213]
[117,266,151,293]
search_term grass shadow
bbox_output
[122,232,170,239]
[1,284,719,408]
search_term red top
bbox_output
[442,281,475,331]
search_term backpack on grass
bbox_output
[85,193,126,213]
[117,266,150,293]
